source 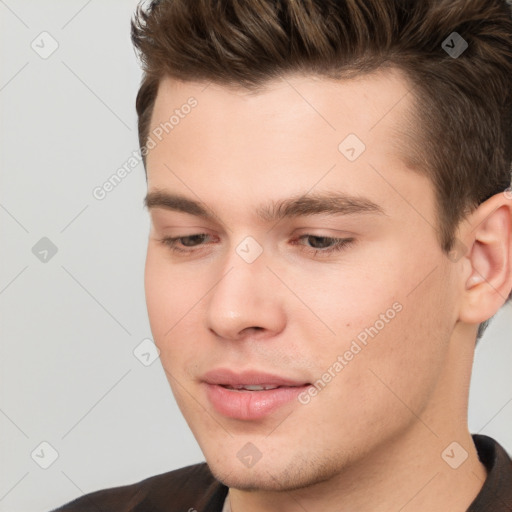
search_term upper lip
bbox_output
[202,368,310,387]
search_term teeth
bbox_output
[224,384,280,391]
[244,385,279,391]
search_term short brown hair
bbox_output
[131,0,512,333]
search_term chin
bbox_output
[206,452,342,493]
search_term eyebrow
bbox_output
[144,190,385,223]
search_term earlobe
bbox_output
[458,192,512,326]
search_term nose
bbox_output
[205,245,286,341]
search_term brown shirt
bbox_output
[50,434,512,511]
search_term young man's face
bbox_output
[144,69,464,490]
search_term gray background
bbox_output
[0,2,511,511]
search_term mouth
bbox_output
[202,368,313,420]
[219,384,301,391]
[202,368,311,388]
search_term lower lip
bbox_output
[204,383,312,420]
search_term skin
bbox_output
[143,68,512,512]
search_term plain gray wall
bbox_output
[0,2,511,511]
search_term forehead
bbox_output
[144,68,427,222]
[149,67,414,134]
[147,68,416,166]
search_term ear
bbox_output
[457,190,512,327]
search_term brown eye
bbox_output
[303,235,337,249]
[180,234,209,247]
[158,233,213,254]
[292,235,355,257]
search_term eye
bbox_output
[292,235,355,257]
[157,233,355,258]
[158,234,213,254]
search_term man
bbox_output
[52,0,512,510]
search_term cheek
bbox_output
[322,270,451,427]
[308,239,442,346]
[292,243,451,402]
[144,249,190,346]
[279,245,403,344]
[144,248,209,374]
[294,298,448,453]
[144,250,172,338]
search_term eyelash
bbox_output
[157,234,355,257]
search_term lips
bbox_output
[202,368,310,388]
[202,368,313,420]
